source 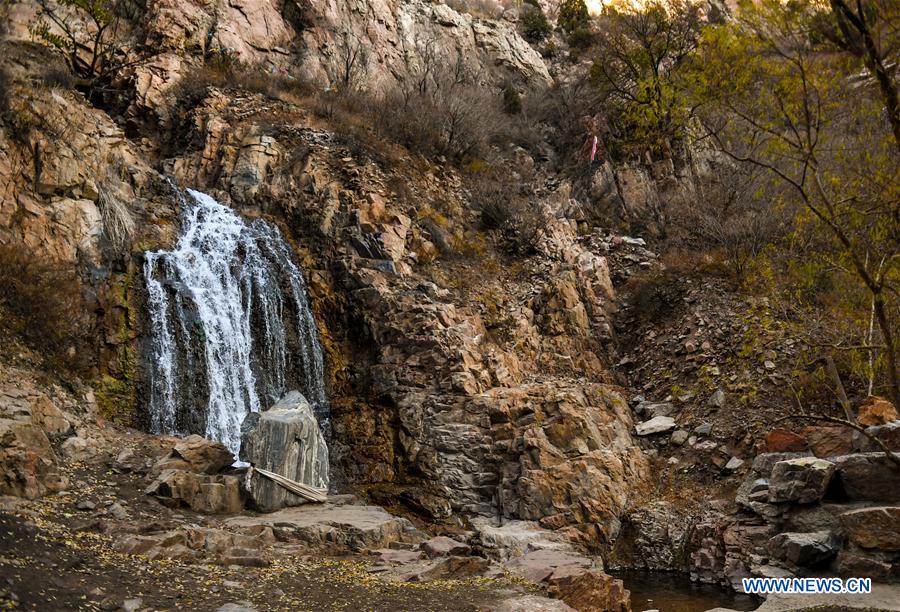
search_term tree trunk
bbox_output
[873,295,900,407]
[824,354,854,421]
[829,0,900,153]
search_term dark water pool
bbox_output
[616,571,759,612]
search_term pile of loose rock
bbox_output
[726,417,900,584]
[613,400,900,593]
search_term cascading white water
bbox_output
[143,188,327,455]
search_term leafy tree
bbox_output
[589,0,703,157]
[693,0,900,405]
[558,0,590,34]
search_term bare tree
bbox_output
[682,159,790,277]
[378,48,502,160]
[30,0,138,99]
[334,30,368,92]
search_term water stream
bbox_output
[143,188,328,456]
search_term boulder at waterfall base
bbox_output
[240,392,329,512]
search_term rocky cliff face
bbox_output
[0,0,649,552]
[289,0,552,90]
[162,88,650,543]
[0,42,176,411]
[3,0,551,128]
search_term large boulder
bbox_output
[831,453,900,502]
[154,435,234,475]
[833,551,894,580]
[768,457,834,504]
[783,504,844,534]
[547,570,631,612]
[145,469,242,514]
[767,531,839,567]
[840,506,900,550]
[418,555,491,580]
[736,453,799,508]
[27,396,72,437]
[765,429,807,453]
[420,536,471,558]
[0,377,75,499]
[0,418,67,499]
[239,391,329,512]
[113,525,272,566]
[506,549,595,584]
[803,426,856,457]
[635,415,676,436]
[612,501,692,571]
[860,422,900,452]
[752,452,813,476]
[225,501,419,552]
[857,396,899,426]
[470,518,574,561]
[493,596,575,611]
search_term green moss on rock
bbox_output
[94,374,135,426]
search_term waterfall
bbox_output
[143,188,327,455]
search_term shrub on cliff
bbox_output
[568,26,595,50]
[558,0,590,34]
[520,6,551,42]
[0,67,9,119]
[373,56,506,161]
[0,243,86,373]
[469,171,546,255]
[502,83,523,114]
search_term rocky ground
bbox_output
[0,468,526,611]
[0,359,632,611]
[0,510,512,611]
